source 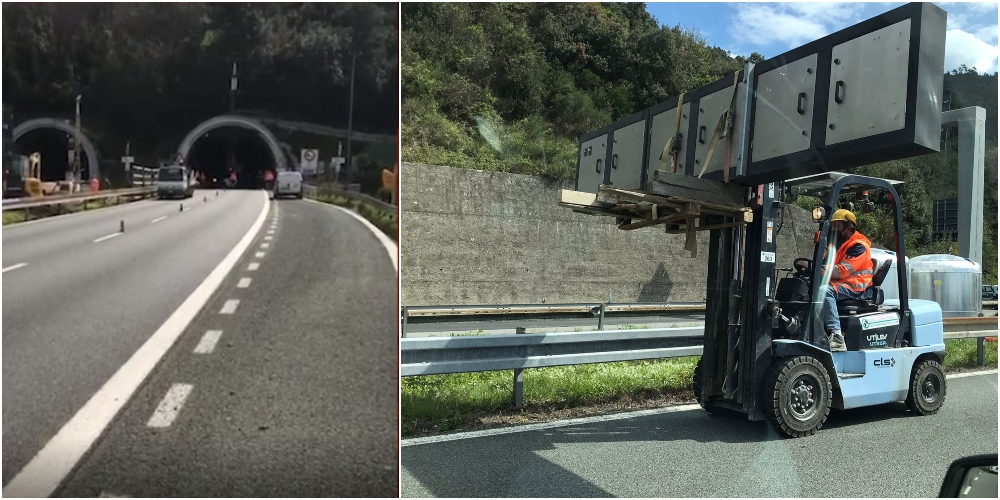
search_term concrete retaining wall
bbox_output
[401,162,818,306]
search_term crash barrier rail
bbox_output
[302,183,396,220]
[401,301,997,336]
[400,302,707,337]
[400,317,998,407]
[1,186,156,212]
[128,165,157,187]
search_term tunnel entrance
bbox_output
[177,116,288,190]
[11,121,99,182]
[185,128,276,189]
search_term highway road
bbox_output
[400,370,998,498]
[3,190,398,497]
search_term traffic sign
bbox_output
[301,148,319,174]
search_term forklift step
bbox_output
[837,373,865,380]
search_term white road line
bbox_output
[151,216,168,224]
[2,262,28,273]
[2,190,269,499]
[193,330,223,354]
[219,299,240,315]
[236,277,252,288]
[304,198,398,271]
[93,233,122,243]
[266,229,275,235]
[260,242,270,249]
[255,252,266,258]
[263,235,273,241]
[398,369,1000,447]
[146,384,194,428]
[247,262,260,271]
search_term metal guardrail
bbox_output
[402,318,997,378]
[1,187,156,212]
[129,165,157,187]
[302,183,396,219]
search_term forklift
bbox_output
[693,172,946,437]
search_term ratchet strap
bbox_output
[696,72,741,181]
[658,92,685,173]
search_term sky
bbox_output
[646,1,999,74]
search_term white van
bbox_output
[156,165,193,199]
[273,171,303,199]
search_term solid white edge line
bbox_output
[146,383,194,428]
[193,330,223,354]
[2,191,269,498]
[401,404,702,447]
[304,197,397,271]
[236,277,252,288]
[2,262,28,273]
[219,299,240,315]
[400,369,999,447]
[93,232,123,243]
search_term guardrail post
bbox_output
[401,306,408,338]
[514,327,526,409]
[977,337,985,366]
[598,303,606,331]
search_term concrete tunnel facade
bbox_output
[176,115,291,173]
[12,118,103,182]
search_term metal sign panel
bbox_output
[574,2,947,192]
[300,148,319,174]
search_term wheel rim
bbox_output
[921,371,941,405]
[787,374,821,420]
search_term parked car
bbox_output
[982,285,998,301]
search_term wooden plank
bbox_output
[664,220,747,234]
[648,181,745,209]
[600,185,751,217]
[653,169,747,199]
[560,189,613,207]
[618,204,698,231]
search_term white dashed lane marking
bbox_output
[2,263,28,273]
[219,299,240,315]
[151,216,168,224]
[237,278,252,288]
[255,252,266,258]
[193,330,223,354]
[247,262,260,271]
[93,233,122,243]
[146,384,193,428]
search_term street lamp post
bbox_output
[345,53,356,182]
[73,95,82,186]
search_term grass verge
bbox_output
[310,192,398,241]
[401,338,997,437]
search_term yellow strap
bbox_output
[659,92,685,173]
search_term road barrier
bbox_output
[1,186,156,213]
[302,183,396,220]
[401,318,998,407]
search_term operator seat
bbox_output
[836,258,893,314]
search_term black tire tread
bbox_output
[905,359,946,415]
[762,356,832,438]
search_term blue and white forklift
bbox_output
[692,172,946,437]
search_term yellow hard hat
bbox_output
[831,208,857,225]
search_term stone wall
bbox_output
[400,162,818,306]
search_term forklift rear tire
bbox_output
[905,359,946,415]
[762,356,832,438]
[692,358,739,417]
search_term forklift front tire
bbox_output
[905,359,946,415]
[763,356,832,438]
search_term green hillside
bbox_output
[401,2,998,282]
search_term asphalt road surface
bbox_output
[3,192,398,497]
[401,370,998,498]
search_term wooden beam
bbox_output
[653,169,747,198]
[618,203,699,231]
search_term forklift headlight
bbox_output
[812,206,826,221]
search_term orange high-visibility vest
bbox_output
[829,231,874,294]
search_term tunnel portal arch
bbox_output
[12,118,102,181]
[177,115,287,171]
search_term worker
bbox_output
[264,168,274,190]
[797,209,874,351]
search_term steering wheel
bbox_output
[794,258,813,276]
